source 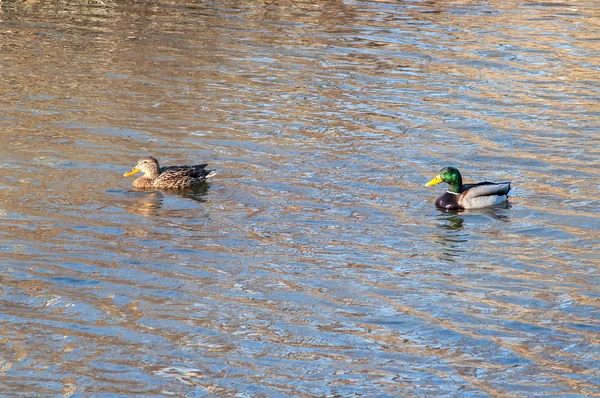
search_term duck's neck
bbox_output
[447,175,463,193]
[146,171,159,180]
[145,166,161,180]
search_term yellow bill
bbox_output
[123,168,141,177]
[425,175,443,186]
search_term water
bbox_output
[1,0,599,396]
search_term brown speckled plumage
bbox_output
[123,156,214,189]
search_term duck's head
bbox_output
[123,156,161,179]
[426,167,463,193]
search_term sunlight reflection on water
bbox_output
[0,0,599,396]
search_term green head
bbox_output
[425,167,463,193]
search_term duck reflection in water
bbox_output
[129,191,164,217]
[434,204,512,262]
[127,182,210,217]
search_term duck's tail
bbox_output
[205,170,218,179]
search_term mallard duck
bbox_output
[425,167,511,210]
[123,156,215,189]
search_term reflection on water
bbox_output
[435,212,467,261]
[438,204,513,228]
[1,0,599,396]
[112,182,211,217]
[127,191,164,217]
[440,213,466,230]
[434,205,513,262]
[177,182,211,203]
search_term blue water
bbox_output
[0,0,598,396]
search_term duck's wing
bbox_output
[462,182,511,198]
[160,164,209,178]
[459,182,511,209]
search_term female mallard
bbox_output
[425,167,511,210]
[123,156,215,189]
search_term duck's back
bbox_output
[461,182,511,198]
[460,182,511,209]
[153,164,210,189]
[160,164,208,176]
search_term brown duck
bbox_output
[123,156,215,189]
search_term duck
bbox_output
[123,156,215,189]
[425,167,511,210]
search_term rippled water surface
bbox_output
[1,0,599,396]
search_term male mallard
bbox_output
[425,167,511,210]
[123,156,215,189]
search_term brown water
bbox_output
[1,0,599,396]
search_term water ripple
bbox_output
[0,0,599,396]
